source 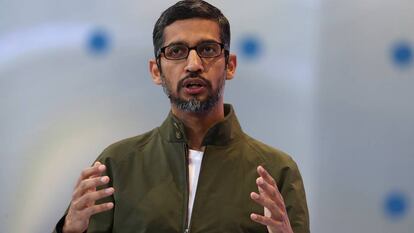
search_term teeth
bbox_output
[187,83,202,87]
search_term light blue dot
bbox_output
[392,42,412,67]
[87,28,111,55]
[384,191,409,219]
[239,36,262,59]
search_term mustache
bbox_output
[177,72,212,91]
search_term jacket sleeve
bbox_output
[278,160,310,233]
[52,214,66,233]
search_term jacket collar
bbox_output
[159,104,243,146]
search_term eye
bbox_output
[165,45,188,59]
[198,43,220,57]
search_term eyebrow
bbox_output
[164,39,221,47]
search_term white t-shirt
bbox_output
[187,149,204,224]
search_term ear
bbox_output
[149,59,162,85]
[225,54,237,80]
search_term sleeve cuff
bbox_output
[53,214,66,233]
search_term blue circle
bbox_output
[384,192,409,219]
[87,29,111,54]
[239,36,262,59]
[392,42,412,66]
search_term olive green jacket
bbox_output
[54,104,309,233]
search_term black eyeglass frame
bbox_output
[156,42,229,60]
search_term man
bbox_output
[54,1,309,232]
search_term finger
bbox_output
[257,166,285,203]
[250,213,281,228]
[76,163,106,186]
[257,166,277,187]
[81,163,105,180]
[89,162,102,179]
[250,192,283,221]
[84,202,114,217]
[90,161,103,178]
[256,177,277,198]
[72,176,110,200]
[256,177,286,210]
[72,187,115,210]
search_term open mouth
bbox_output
[181,78,207,94]
[186,83,203,88]
[182,78,206,89]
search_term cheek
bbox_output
[161,65,184,90]
[211,66,227,85]
[162,62,185,77]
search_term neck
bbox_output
[172,101,225,150]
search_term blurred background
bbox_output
[1,0,413,232]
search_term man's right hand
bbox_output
[63,161,115,233]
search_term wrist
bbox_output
[62,220,81,233]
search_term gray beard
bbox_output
[161,73,224,113]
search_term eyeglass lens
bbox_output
[164,43,222,60]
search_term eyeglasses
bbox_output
[158,42,227,60]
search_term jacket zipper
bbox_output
[183,143,190,233]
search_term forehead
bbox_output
[163,18,220,45]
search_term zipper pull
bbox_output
[184,229,189,233]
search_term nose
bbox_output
[185,49,204,73]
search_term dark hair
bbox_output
[152,0,231,59]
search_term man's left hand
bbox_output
[250,165,293,233]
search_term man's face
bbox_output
[150,18,236,113]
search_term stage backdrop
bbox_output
[0,0,412,232]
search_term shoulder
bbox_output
[242,134,296,166]
[241,134,306,200]
[96,127,160,163]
